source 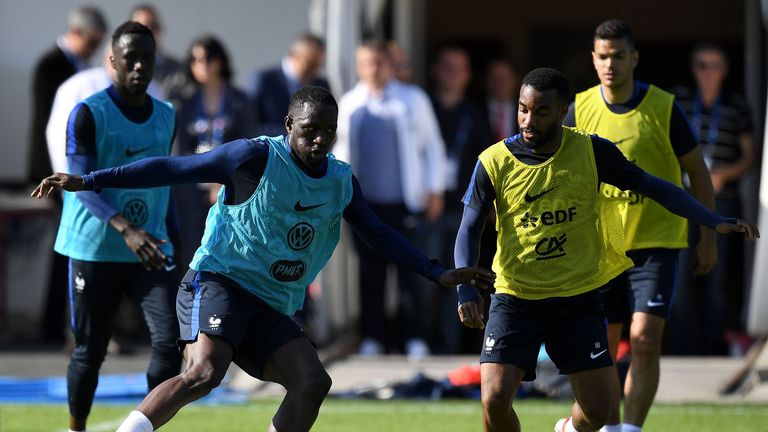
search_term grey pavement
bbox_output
[1,350,766,403]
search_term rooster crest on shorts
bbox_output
[75,274,86,293]
[485,336,496,352]
[208,314,222,330]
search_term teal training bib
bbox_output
[190,136,354,315]
[55,90,175,262]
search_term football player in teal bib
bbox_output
[34,85,495,432]
[51,21,182,432]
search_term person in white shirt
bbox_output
[335,41,447,359]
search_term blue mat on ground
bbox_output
[0,373,249,404]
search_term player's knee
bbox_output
[481,388,511,417]
[182,360,227,395]
[70,344,108,368]
[630,332,662,359]
[296,370,332,403]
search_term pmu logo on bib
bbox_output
[270,260,306,282]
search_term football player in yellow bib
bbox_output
[563,20,720,432]
[454,67,758,432]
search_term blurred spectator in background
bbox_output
[32,5,107,344]
[250,33,329,136]
[130,4,193,104]
[669,43,756,356]
[47,46,164,173]
[335,41,446,359]
[387,40,413,82]
[29,5,107,183]
[427,46,490,353]
[173,35,255,270]
[482,58,519,142]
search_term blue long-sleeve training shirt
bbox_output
[82,137,445,282]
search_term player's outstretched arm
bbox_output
[633,172,759,240]
[31,138,260,200]
[343,176,494,290]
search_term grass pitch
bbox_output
[1,399,767,431]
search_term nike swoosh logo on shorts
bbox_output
[164,263,177,272]
[647,300,665,307]
[590,349,608,359]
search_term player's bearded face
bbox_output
[517,86,563,149]
[520,121,558,149]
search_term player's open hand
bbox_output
[121,226,168,271]
[438,267,495,290]
[716,219,760,241]
[458,296,485,329]
[30,173,85,198]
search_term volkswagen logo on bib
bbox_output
[287,222,315,251]
[122,199,148,226]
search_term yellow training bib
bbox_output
[479,127,632,300]
[575,84,687,250]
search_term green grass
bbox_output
[1,399,767,432]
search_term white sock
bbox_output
[116,410,153,432]
[622,424,642,432]
[602,425,622,432]
[564,417,579,432]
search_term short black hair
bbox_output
[521,67,570,102]
[288,86,338,117]
[112,21,155,49]
[594,19,636,49]
[187,35,234,83]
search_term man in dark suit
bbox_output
[31,5,106,343]
[250,33,330,136]
[30,6,107,183]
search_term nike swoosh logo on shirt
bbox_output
[524,187,557,203]
[125,146,151,157]
[294,201,326,212]
[647,300,666,307]
[164,263,177,272]
[590,349,608,359]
